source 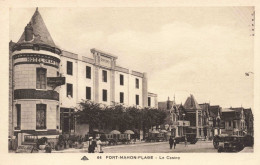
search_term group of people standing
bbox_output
[88,137,102,153]
[169,136,188,149]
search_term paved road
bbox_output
[51,141,253,153]
[102,141,217,153]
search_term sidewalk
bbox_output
[52,148,86,153]
[103,141,167,149]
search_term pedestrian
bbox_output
[184,136,187,147]
[88,137,95,153]
[96,137,102,153]
[45,142,52,153]
[169,136,174,149]
[173,138,177,149]
[92,138,97,153]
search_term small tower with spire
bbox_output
[11,8,62,137]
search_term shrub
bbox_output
[37,137,48,145]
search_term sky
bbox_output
[9,7,254,108]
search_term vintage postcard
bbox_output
[1,0,260,165]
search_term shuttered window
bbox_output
[67,61,73,75]
[86,86,91,100]
[16,104,21,129]
[120,92,124,103]
[136,95,139,105]
[86,66,91,79]
[120,74,124,85]
[36,104,46,130]
[102,70,107,82]
[67,83,73,98]
[135,78,139,89]
[36,68,46,89]
[103,89,107,102]
[148,97,151,107]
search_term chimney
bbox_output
[25,23,33,41]
[167,97,170,110]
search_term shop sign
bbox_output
[13,54,60,67]
[176,120,190,127]
[47,77,66,86]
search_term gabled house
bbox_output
[221,107,246,136]
[158,97,189,137]
[208,105,222,137]
[230,107,247,136]
[183,94,203,138]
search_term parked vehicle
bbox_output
[213,134,226,149]
[145,132,166,142]
[175,133,198,144]
[213,134,253,151]
[217,135,245,152]
[186,133,198,144]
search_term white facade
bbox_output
[148,92,158,108]
[59,49,155,108]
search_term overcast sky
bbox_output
[10,7,254,108]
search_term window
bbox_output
[136,95,139,105]
[67,83,73,98]
[67,61,73,75]
[135,78,139,89]
[233,121,236,128]
[56,106,59,129]
[86,66,91,79]
[229,121,232,127]
[36,68,46,89]
[120,74,124,85]
[16,104,21,129]
[102,70,107,82]
[86,86,91,100]
[120,92,124,103]
[198,112,202,125]
[103,89,107,102]
[148,97,151,107]
[36,104,46,130]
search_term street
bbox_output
[51,140,253,153]
[102,141,217,153]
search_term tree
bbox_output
[76,100,167,136]
[76,100,102,134]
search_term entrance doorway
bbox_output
[60,108,75,134]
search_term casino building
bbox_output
[9,8,158,138]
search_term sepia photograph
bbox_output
[8,6,254,154]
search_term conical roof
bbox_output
[183,94,202,110]
[17,8,56,47]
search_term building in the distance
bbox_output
[158,97,190,137]
[9,8,158,140]
[199,103,222,139]
[220,107,247,136]
[183,95,204,138]
[243,108,254,136]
